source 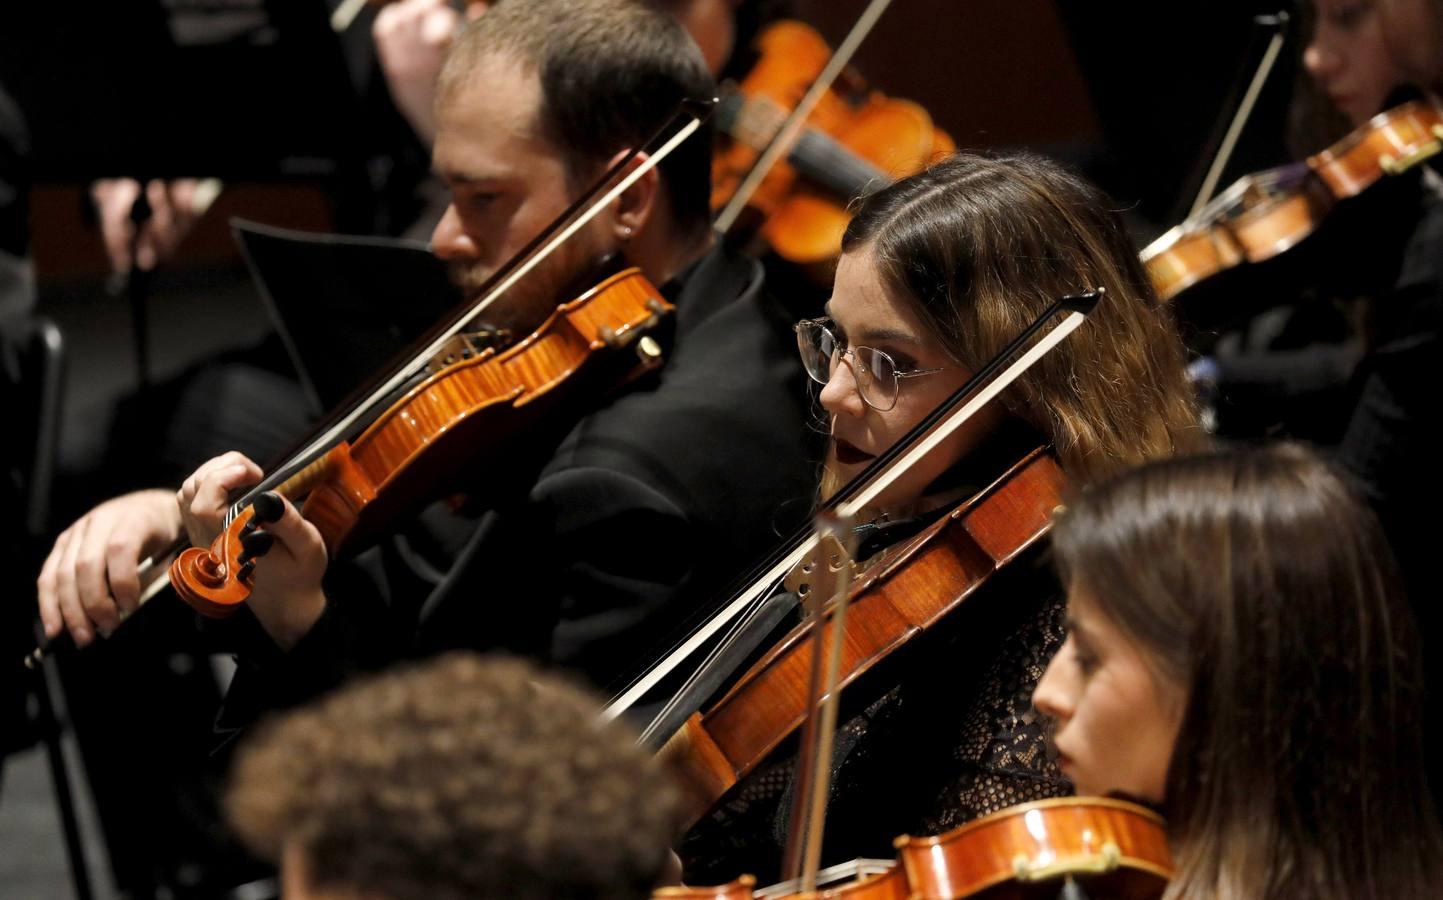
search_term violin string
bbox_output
[605,294,1098,721]
[607,538,816,720]
[635,568,789,745]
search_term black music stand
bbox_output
[232,220,460,412]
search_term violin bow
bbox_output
[712,0,895,235]
[23,100,714,670]
[1186,11,1290,218]
[612,289,1104,734]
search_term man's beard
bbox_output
[449,223,613,339]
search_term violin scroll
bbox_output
[169,457,342,618]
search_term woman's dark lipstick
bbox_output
[834,438,876,466]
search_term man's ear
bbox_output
[605,149,661,243]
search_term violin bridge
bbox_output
[425,329,509,374]
[784,532,858,601]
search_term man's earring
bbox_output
[620,225,634,241]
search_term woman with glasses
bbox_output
[681,150,1203,882]
[1032,443,1443,899]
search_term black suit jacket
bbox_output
[220,242,818,723]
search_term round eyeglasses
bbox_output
[793,317,946,412]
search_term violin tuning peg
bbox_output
[238,529,275,564]
[636,335,663,363]
[250,491,285,524]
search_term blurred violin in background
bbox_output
[1142,98,1443,300]
[711,19,955,273]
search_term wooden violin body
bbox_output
[661,447,1064,827]
[170,268,673,616]
[662,798,1172,899]
[894,797,1172,899]
[1143,99,1443,300]
[711,20,955,268]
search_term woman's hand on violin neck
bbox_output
[242,495,329,652]
[35,489,183,647]
[177,452,265,549]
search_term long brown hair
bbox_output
[840,151,1203,485]
[1052,444,1443,900]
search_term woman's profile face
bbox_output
[1032,584,1186,804]
[1305,0,1406,125]
[817,249,992,512]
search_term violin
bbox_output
[659,446,1065,826]
[710,19,955,269]
[171,267,671,615]
[1143,99,1443,301]
[658,797,1173,899]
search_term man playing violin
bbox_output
[37,0,814,710]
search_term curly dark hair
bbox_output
[226,653,681,900]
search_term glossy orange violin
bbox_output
[1142,99,1443,300]
[170,266,671,615]
[658,797,1173,899]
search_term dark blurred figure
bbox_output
[1185,0,1406,444]
[0,83,37,771]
